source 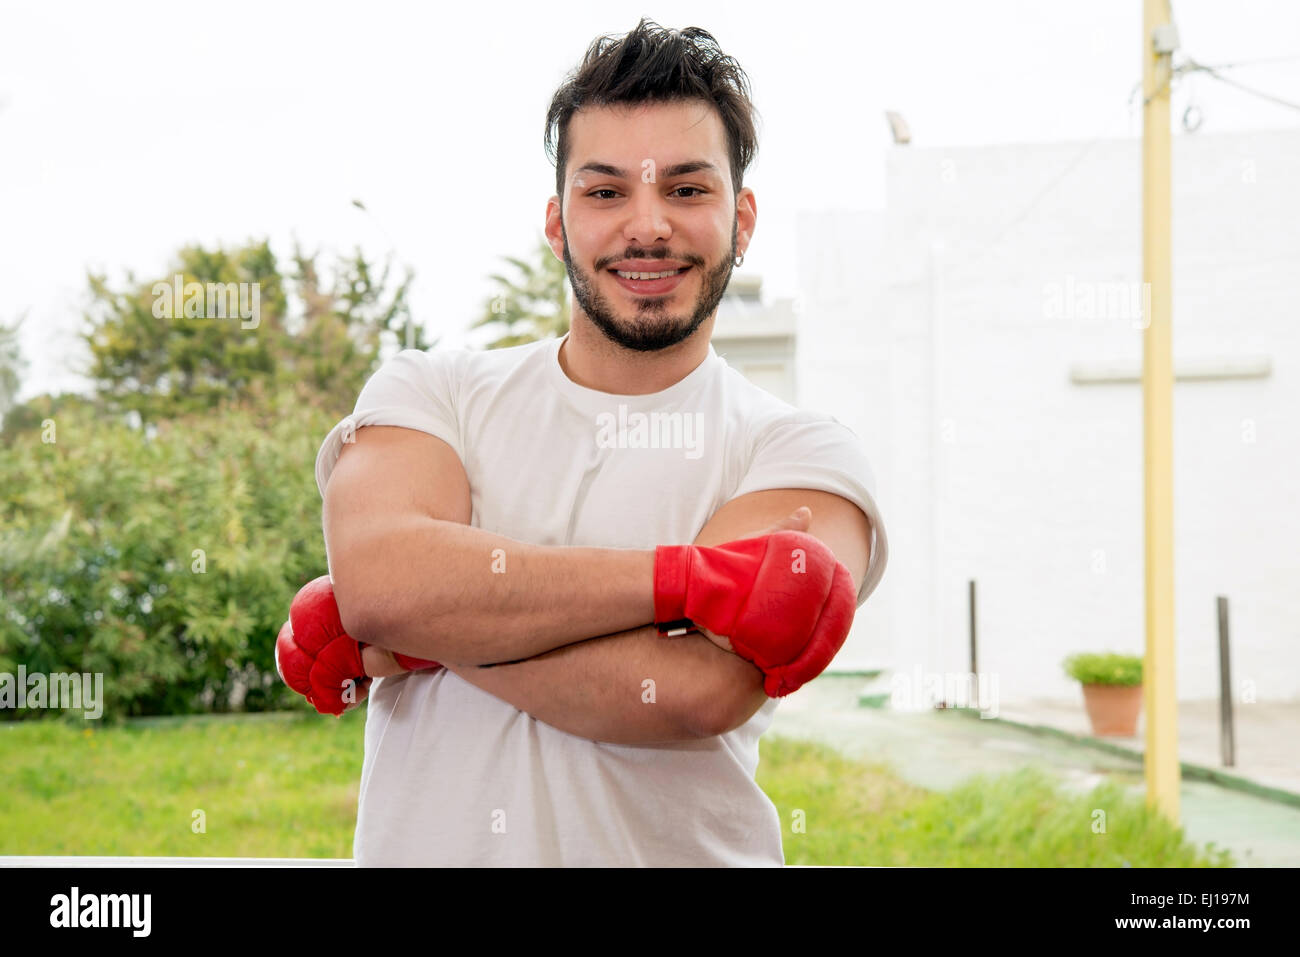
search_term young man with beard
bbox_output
[304,19,889,866]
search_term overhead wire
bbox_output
[954,4,1299,274]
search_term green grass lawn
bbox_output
[757,735,1233,867]
[0,714,1233,865]
[0,711,365,858]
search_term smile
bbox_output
[608,266,691,295]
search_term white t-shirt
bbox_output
[314,333,889,866]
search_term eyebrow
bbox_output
[572,160,723,183]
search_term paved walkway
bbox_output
[992,696,1300,800]
[770,676,1300,867]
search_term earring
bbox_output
[733,252,745,267]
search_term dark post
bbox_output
[1217,595,1235,768]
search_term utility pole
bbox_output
[1142,0,1180,823]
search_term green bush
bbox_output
[1063,652,1143,687]
[0,239,424,721]
[0,387,338,721]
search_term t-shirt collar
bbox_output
[547,331,720,413]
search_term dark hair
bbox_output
[544,19,760,213]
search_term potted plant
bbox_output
[1062,652,1144,737]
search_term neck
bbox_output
[559,315,715,395]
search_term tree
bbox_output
[0,387,338,719]
[0,238,438,719]
[0,314,27,427]
[470,234,570,349]
[288,244,429,403]
[75,239,430,424]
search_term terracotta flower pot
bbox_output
[1080,682,1143,736]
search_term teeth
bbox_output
[615,268,683,280]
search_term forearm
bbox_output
[334,514,656,666]
[439,623,765,745]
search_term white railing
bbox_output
[0,856,353,867]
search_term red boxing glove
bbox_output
[654,530,856,697]
[274,575,442,716]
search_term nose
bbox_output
[622,187,673,246]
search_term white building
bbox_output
[721,127,1300,704]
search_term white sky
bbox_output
[2,0,1298,402]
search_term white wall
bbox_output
[797,128,1300,702]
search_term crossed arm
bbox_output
[324,425,872,745]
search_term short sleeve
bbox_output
[732,411,889,607]
[314,348,465,498]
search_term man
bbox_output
[310,19,888,866]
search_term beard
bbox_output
[561,217,738,353]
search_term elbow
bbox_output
[682,692,740,739]
[688,683,769,739]
[325,529,432,650]
[680,655,772,738]
[328,548,455,659]
[334,588,379,647]
[681,705,721,740]
[327,555,386,646]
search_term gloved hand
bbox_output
[654,530,855,697]
[274,575,442,716]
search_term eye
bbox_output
[586,187,708,200]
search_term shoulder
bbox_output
[373,336,553,381]
[458,336,555,372]
[717,362,864,462]
[354,338,556,412]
